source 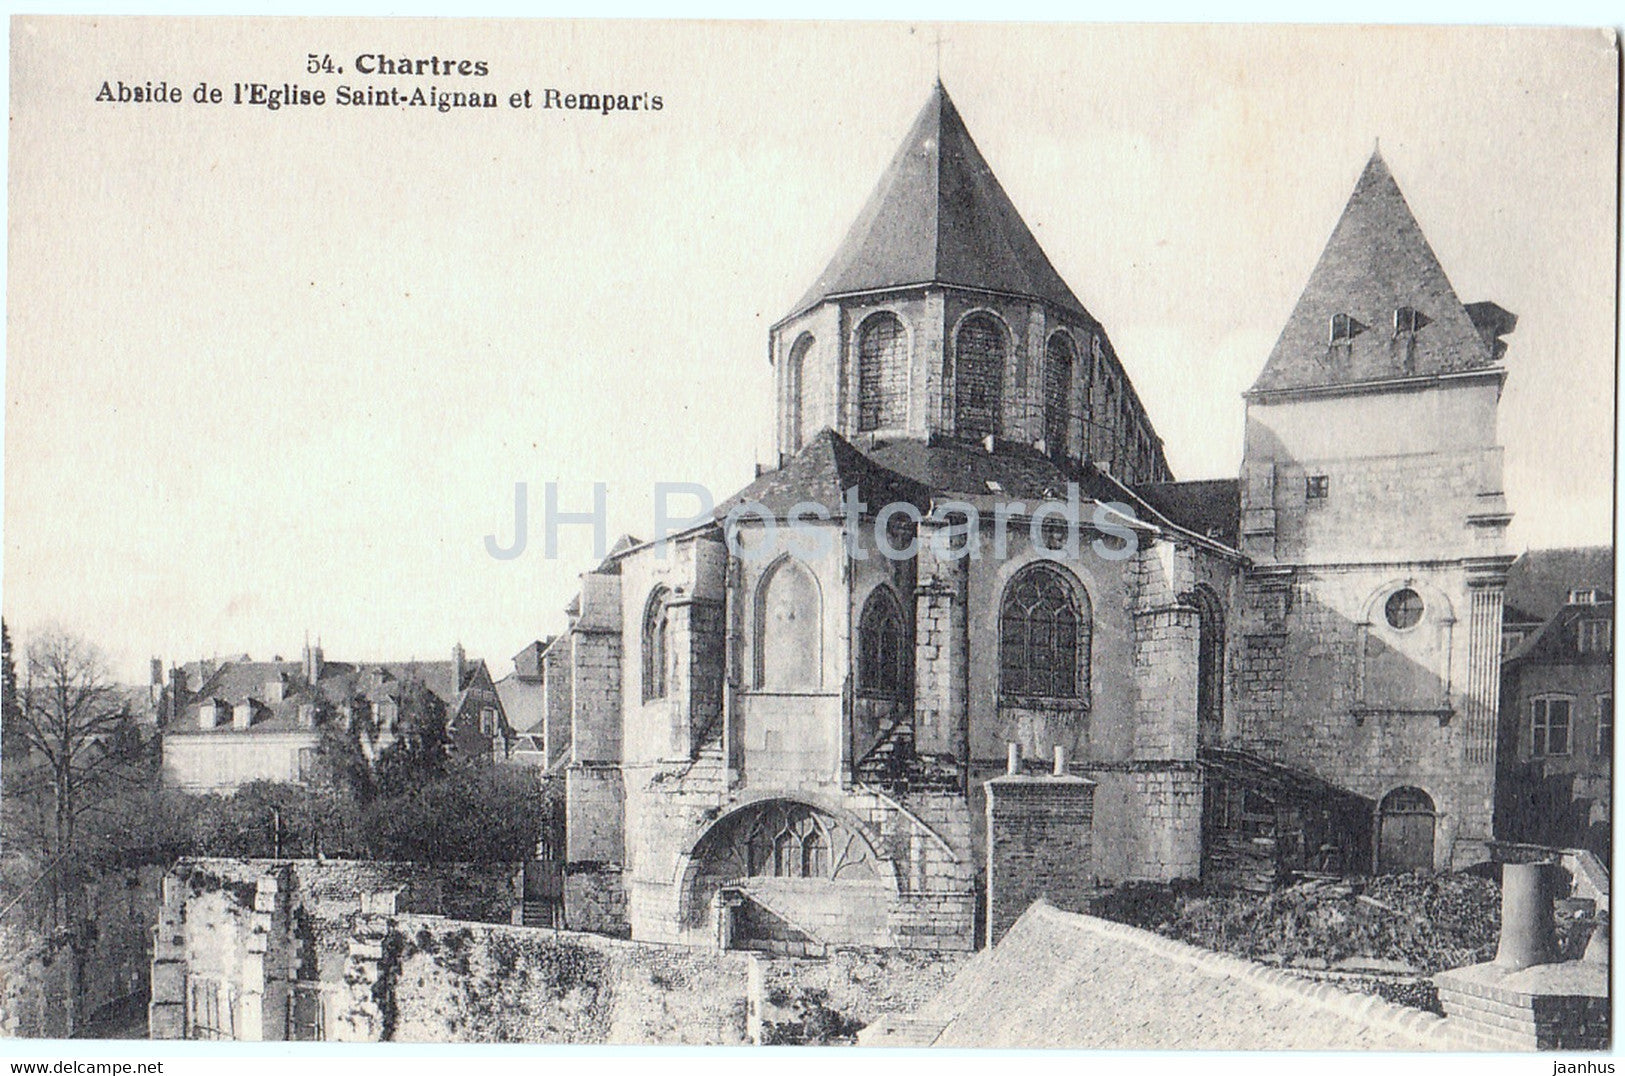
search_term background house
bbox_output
[1497,547,1614,857]
[161,642,512,792]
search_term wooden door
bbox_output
[1377,788,1436,873]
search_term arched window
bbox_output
[857,313,908,432]
[1044,333,1074,455]
[642,587,671,701]
[740,805,833,879]
[755,557,821,690]
[802,827,828,877]
[786,333,813,451]
[999,563,1090,700]
[1193,585,1225,749]
[857,587,909,701]
[955,314,1006,440]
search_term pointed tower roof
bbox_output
[787,83,1091,322]
[1249,151,1498,396]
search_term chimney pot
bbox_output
[1053,745,1068,776]
[1006,742,1022,776]
[1495,862,1560,971]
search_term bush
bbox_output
[358,761,544,864]
[1092,872,1504,975]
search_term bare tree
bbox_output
[4,629,143,1033]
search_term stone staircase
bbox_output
[855,716,915,789]
[521,899,559,928]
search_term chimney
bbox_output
[1006,742,1022,775]
[1053,744,1069,776]
[1495,861,1559,971]
[453,642,467,690]
[303,637,324,683]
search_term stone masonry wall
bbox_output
[1131,767,1203,881]
[339,914,751,1044]
[149,858,520,1040]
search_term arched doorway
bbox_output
[1377,787,1436,873]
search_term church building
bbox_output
[544,84,1516,951]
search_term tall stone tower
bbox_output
[1235,151,1517,870]
[769,82,1170,485]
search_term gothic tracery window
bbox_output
[955,313,1006,441]
[857,586,909,701]
[999,563,1090,700]
[726,802,869,880]
[642,587,671,701]
[1044,333,1074,455]
[857,313,908,432]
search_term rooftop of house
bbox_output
[1504,598,1615,667]
[1504,546,1615,625]
[494,672,544,736]
[167,650,496,736]
[862,902,1469,1050]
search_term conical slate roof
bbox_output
[1249,151,1495,395]
[789,83,1091,321]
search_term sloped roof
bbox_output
[1505,546,1615,624]
[1132,479,1242,548]
[511,638,550,681]
[1504,599,1615,667]
[863,902,1467,1050]
[1250,151,1500,396]
[495,674,545,736]
[864,437,1110,503]
[788,82,1091,322]
[169,656,493,736]
[714,428,931,519]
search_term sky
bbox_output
[4,19,1618,683]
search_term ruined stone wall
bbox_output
[0,865,162,1038]
[148,858,521,1040]
[343,915,751,1044]
[149,864,284,1041]
[754,947,969,1040]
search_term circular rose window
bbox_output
[1385,588,1424,630]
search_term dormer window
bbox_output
[1305,475,1329,500]
[1568,587,1600,605]
[1394,306,1430,334]
[1577,619,1612,655]
[1329,313,1367,344]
